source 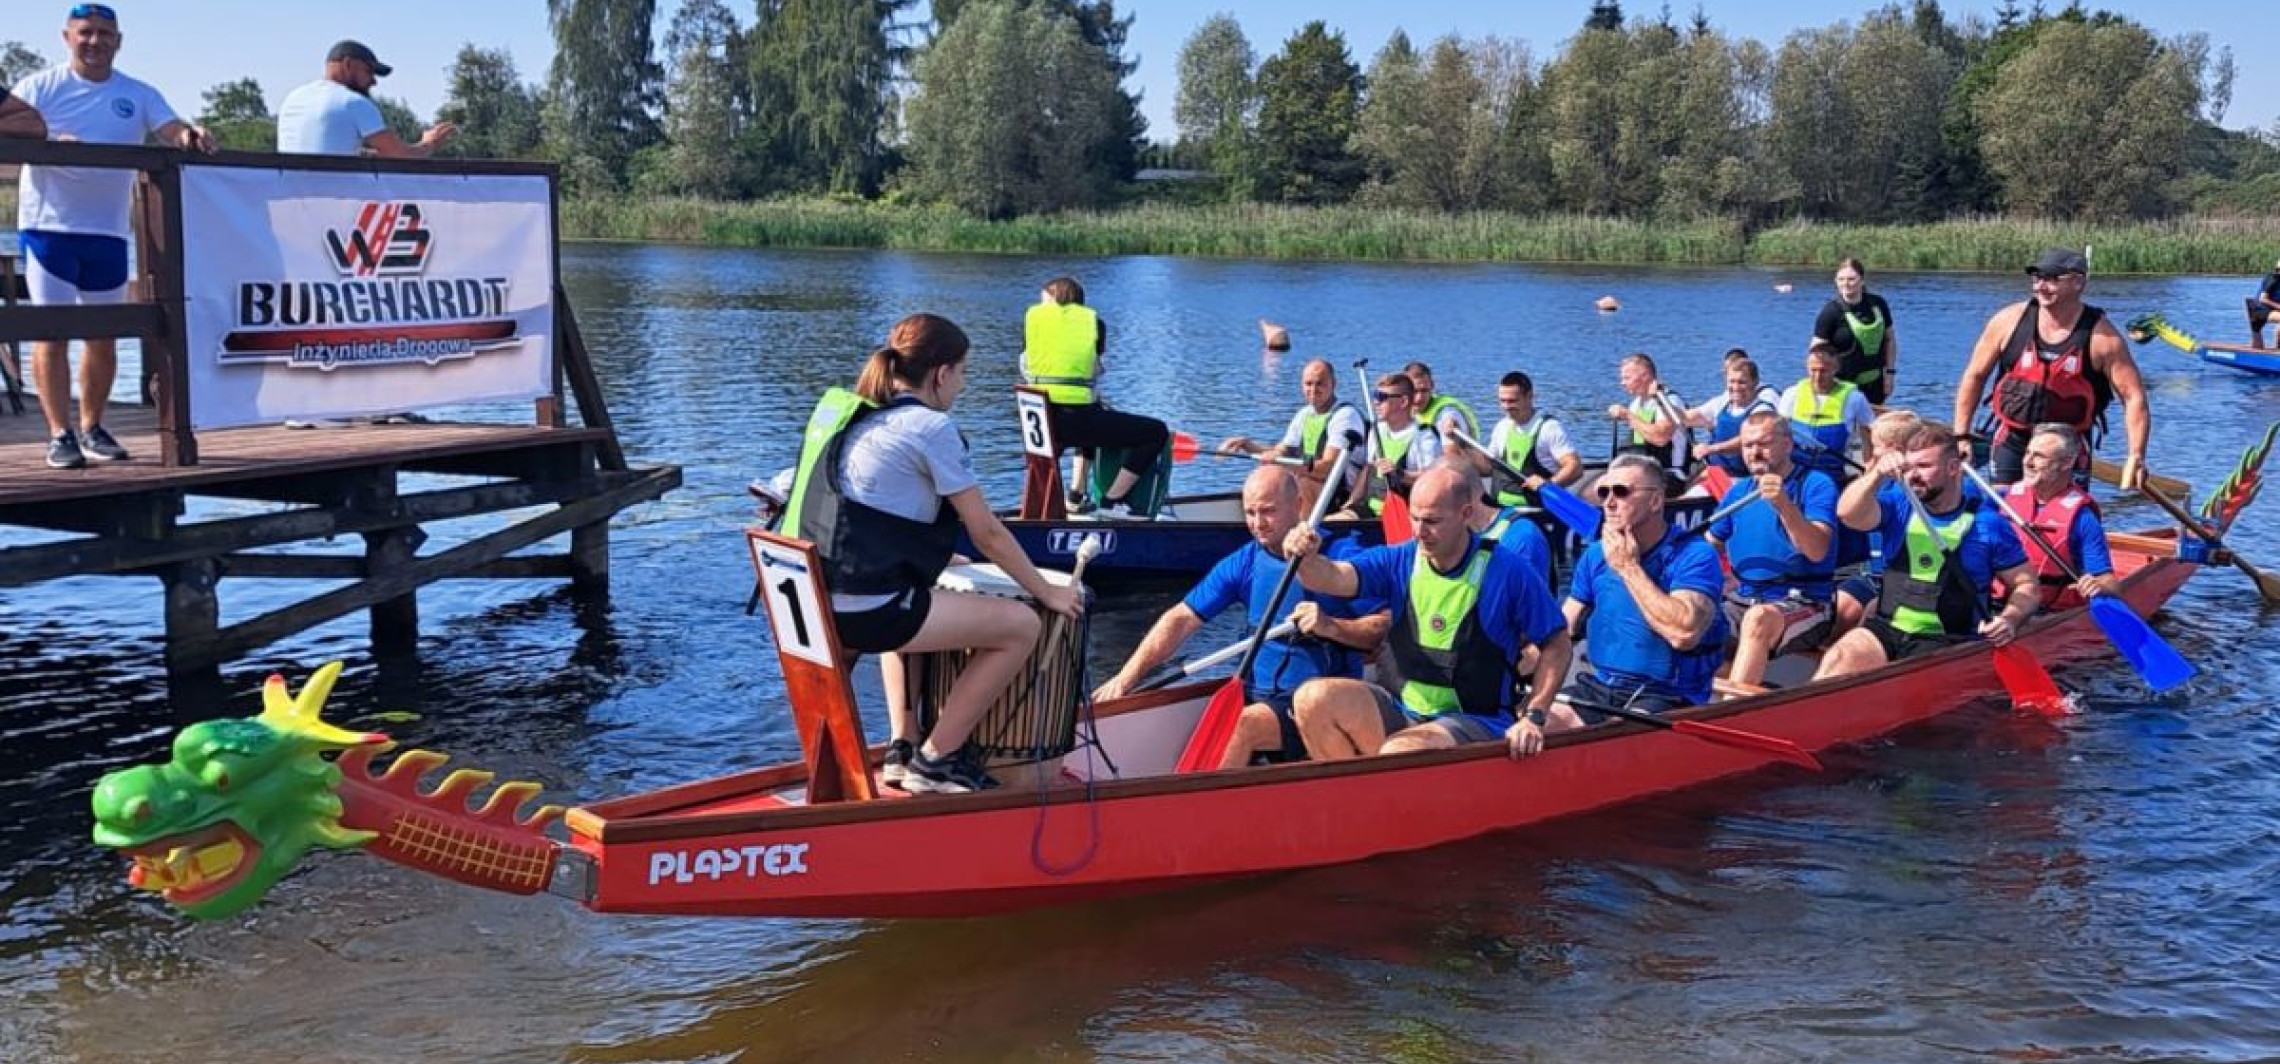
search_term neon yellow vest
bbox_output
[1791,378,1858,427]
[1421,395,1480,438]
[1890,510,1973,636]
[1495,415,1545,507]
[1365,426,1420,516]
[1398,547,1491,716]
[1022,303,1100,405]
[782,387,873,538]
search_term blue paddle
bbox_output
[1446,426,1602,540]
[1960,465,2194,692]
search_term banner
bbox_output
[180,167,553,429]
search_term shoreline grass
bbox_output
[562,196,2280,275]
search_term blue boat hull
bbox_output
[2199,343,2280,376]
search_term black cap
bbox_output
[2025,247,2088,277]
[327,40,392,78]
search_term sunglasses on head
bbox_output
[1595,482,1660,501]
[1372,390,1411,403]
[69,3,116,20]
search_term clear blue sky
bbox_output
[15,1,2271,136]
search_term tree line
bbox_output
[6,1,2271,224]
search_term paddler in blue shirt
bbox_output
[1283,465,1573,760]
[1813,421,2039,680]
[1093,464,1389,768]
[1704,412,1839,690]
[1549,454,1730,724]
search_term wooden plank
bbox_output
[141,164,197,467]
[0,304,164,345]
[0,138,555,178]
[216,552,576,579]
[554,290,627,472]
[177,470,672,670]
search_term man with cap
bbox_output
[1951,247,2150,490]
[13,3,216,470]
[277,40,456,157]
[2247,258,2280,349]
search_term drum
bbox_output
[906,563,1086,766]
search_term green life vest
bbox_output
[1393,544,1510,717]
[1022,302,1100,405]
[1790,378,1858,427]
[1881,507,1978,636]
[1364,425,1422,516]
[783,389,965,597]
[1494,414,1553,507]
[782,387,873,539]
[1420,395,1481,438]
[1844,303,1888,384]
[1299,402,1356,460]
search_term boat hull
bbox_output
[2199,342,2280,376]
[568,534,2196,919]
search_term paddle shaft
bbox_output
[1229,439,1355,688]
[1564,695,1821,770]
[1447,425,1598,536]
[2138,478,2280,600]
[1960,464,2089,584]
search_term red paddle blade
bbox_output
[1171,431,1200,463]
[1174,678,1246,773]
[1669,720,1823,770]
[1992,644,2069,717]
[1383,491,1415,544]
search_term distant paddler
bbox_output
[1404,360,1481,439]
[785,313,1083,796]
[1782,340,1875,481]
[2246,257,2280,349]
[1606,352,1693,493]
[1345,371,1445,519]
[1462,370,1581,510]
[1952,247,2151,490]
[1811,257,1899,404]
[1021,276,1173,519]
[1218,357,1367,509]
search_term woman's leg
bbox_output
[894,591,1042,755]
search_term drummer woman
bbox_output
[802,313,1083,795]
[1811,257,1898,404]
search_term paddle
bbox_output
[1563,695,1821,770]
[1893,470,2071,717]
[1174,432,1359,773]
[2091,456,2189,498]
[1130,621,1301,694]
[1445,426,1601,539]
[1960,464,2194,692]
[2140,479,2280,604]
[1382,488,1415,544]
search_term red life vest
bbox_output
[1994,480,2099,611]
[1990,302,2110,435]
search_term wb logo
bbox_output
[1047,529,1113,554]
[326,202,432,278]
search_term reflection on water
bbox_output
[4,247,2280,1062]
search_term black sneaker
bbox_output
[882,739,915,790]
[79,424,130,462]
[1065,489,1095,515]
[902,745,1000,795]
[46,431,84,470]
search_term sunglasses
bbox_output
[69,3,116,19]
[1372,391,1411,403]
[1595,482,1661,501]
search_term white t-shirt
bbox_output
[1778,382,1876,439]
[14,66,180,238]
[1365,421,1442,473]
[1689,386,1780,426]
[276,78,388,156]
[1629,390,1693,472]
[832,399,979,611]
[1276,401,1367,479]
[1486,412,1576,474]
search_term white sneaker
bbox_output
[1094,501,1137,521]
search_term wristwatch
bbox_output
[1525,708,1548,727]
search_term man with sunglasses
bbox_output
[278,40,456,158]
[1283,465,1572,760]
[1952,247,2150,489]
[1347,372,1443,518]
[1704,412,1838,690]
[1547,454,1729,724]
[14,3,215,470]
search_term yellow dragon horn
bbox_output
[258,662,389,749]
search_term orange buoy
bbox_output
[1595,295,1620,312]
[1259,318,1291,351]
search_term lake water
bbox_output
[4,245,2279,1063]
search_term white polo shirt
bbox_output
[14,65,179,239]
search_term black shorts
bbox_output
[1250,689,1307,765]
[1049,403,1167,476]
[1560,672,1695,725]
[833,586,934,654]
[2249,296,2273,330]
[1861,614,1973,664]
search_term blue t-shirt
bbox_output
[1483,506,1555,590]
[1874,486,2028,594]
[1569,530,1731,703]
[1710,467,1840,600]
[1862,477,1989,575]
[1346,535,1567,714]
[2067,506,2114,576]
[1183,532,1379,696]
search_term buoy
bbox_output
[1774,283,1794,294]
[1259,318,1291,351]
[1595,296,1620,312]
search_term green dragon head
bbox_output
[91,662,389,920]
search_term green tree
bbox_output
[746,0,912,195]
[1351,31,1422,198]
[1655,29,1760,220]
[1172,12,1258,198]
[1356,34,1541,212]
[934,0,1147,180]
[1,41,45,85]
[1767,13,1952,221]
[660,0,745,196]
[374,96,425,144]
[1539,20,1682,214]
[904,0,1120,216]
[1977,19,2202,218]
[436,45,544,160]
[1586,1,1625,32]
[545,0,664,188]
[198,78,275,151]
[1254,21,1363,204]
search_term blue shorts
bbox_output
[1364,684,1506,745]
[1561,672,1696,725]
[1248,689,1307,765]
[22,230,130,304]
[1837,571,1879,607]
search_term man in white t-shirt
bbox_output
[14,3,214,469]
[1218,358,1367,504]
[276,40,455,158]
[1347,371,1443,518]
[1474,370,1581,509]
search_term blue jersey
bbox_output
[1709,467,1840,600]
[1483,506,1555,590]
[1347,536,1566,714]
[1183,532,1379,696]
[1874,485,2028,591]
[1569,530,1730,704]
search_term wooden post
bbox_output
[569,519,609,590]
[140,163,196,467]
[362,525,426,656]
[745,530,876,804]
[161,557,221,691]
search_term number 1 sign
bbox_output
[743,528,875,802]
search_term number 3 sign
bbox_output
[1014,386,1056,459]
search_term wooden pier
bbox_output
[0,141,679,695]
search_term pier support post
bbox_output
[363,526,425,657]
[161,557,221,695]
[569,519,609,591]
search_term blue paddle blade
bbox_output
[2088,595,2195,692]
[1538,482,1602,540]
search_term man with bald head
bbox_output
[1096,464,1388,767]
[1282,465,1572,760]
[1221,357,1367,509]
